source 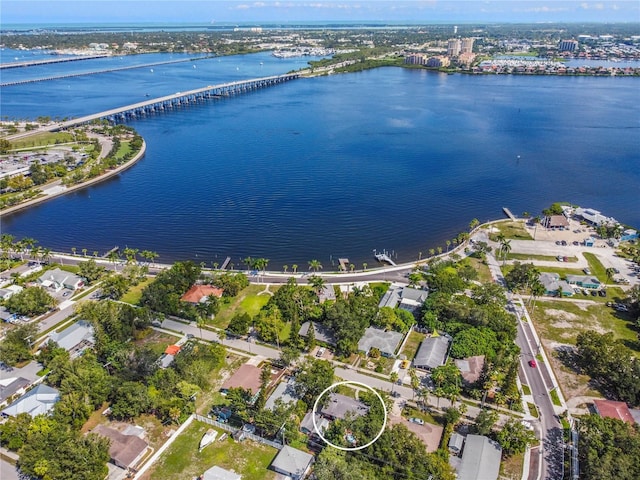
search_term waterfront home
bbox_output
[37,268,84,291]
[180,284,224,304]
[270,445,314,480]
[378,284,428,315]
[358,327,404,358]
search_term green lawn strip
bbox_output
[521,384,531,396]
[121,278,154,305]
[10,131,74,149]
[211,285,276,328]
[489,221,533,241]
[114,140,132,160]
[527,403,538,418]
[402,406,444,426]
[507,252,578,263]
[549,389,562,407]
[465,256,495,284]
[148,420,277,480]
[57,264,80,274]
[582,252,608,282]
[278,322,291,343]
[400,330,426,360]
[530,300,639,350]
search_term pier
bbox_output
[220,257,232,270]
[338,258,350,271]
[503,207,517,221]
[0,55,217,87]
[374,250,396,266]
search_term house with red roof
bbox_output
[181,285,224,304]
[593,399,635,425]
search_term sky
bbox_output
[2,1,639,25]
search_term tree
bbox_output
[469,218,480,231]
[473,409,498,435]
[390,372,399,393]
[5,286,55,316]
[0,413,32,451]
[109,381,151,419]
[295,358,335,406]
[499,238,512,266]
[496,418,537,456]
[100,274,129,300]
[292,264,298,274]
[308,259,323,272]
[227,312,252,337]
[77,258,106,283]
[308,274,326,295]
[0,323,38,365]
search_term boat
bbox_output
[199,428,218,451]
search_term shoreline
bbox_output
[0,139,146,216]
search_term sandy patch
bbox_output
[544,309,579,321]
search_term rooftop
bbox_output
[413,335,450,370]
[180,284,224,303]
[320,392,369,420]
[48,320,95,355]
[270,445,314,478]
[93,424,149,470]
[1,384,60,417]
[358,327,404,357]
[264,378,298,410]
[593,399,635,425]
[457,434,502,480]
[221,363,262,395]
[299,321,336,346]
[202,465,242,480]
[0,376,30,404]
[455,355,485,385]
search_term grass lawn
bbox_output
[146,420,277,480]
[500,452,525,480]
[211,285,275,328]
[507,253,578,263]
[527,403,539,418]
[550,389,561,407]
[488,221,533,241]
[401,330,426,360]
[466,256,494,284]
[114,140,132,160]
[401,406,444,426]
[521,384,531,396]
[121,278,154,305]
[583,252,608,282]
[133,329,179,356]
[11,131,74,149]
[195,354,245,415]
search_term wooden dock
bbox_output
[102,246,119,258]
[374,251,396,266]
[503,207,517,221]
[338,258,350,271]
[220,256,232,270]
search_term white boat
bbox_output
[199,428,218,451]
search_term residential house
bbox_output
[220,364,262,396]
[270,445,314,480]
[264,377,298,411]
[1,384,60,417]
[320,393,369,421]
[47,320,95,358]
[378,285,428,316]
[0,377,30,407]
[539,272,574,297]
[298,321,336,346]
[300,411,330,437]
[37,268,84,291]
[565,275,600,289]
[180,285,224,304]
[201,465,242,480]
[413,335,450,371]
[158,344,181,369]
[0,285,23,300]
[93,424,149,472]
[457,434,502,480]
[448,432,465,455]
[593,399,635,425]
[358,327,404,358]
[455,356,485,386]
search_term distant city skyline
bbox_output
[3,1,639,25]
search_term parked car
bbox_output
[528,359,537,368]
[590,290,598,296]
[613,268,620,274]
[583,268,591,275]
[557,256,564,262]
[563,256,569,262]
[391,391,401,398]
[598,289,607,297]
[561,240,567,246]
[573,241,580,246]
[409,417,424,425]
[400,360,410,369]
[316,347,325,357]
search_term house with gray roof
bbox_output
[320,393,369,421]
[299,321,336,346]
[47,320,95,358]
[378,285,428,315]
[413,335,450,370]
[539,272,574,297]
[0,377,30,406]
[37,268,84,291]
[93,424,149,471]
[264,377,298,411]
[358,327,404,358]
[270,445,314,480]
[300,411,330,436]
[1,384,60,417]
[202,465,241,480]
[457,434,502,480]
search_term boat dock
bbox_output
[220,256,232,270]
[102,246,119,258]
[338,258,350,271]
[503,207,516,221]
[374,250,396,266]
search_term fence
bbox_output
[194,414,284,450]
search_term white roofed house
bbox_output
[47,320,95,358]
[269,445,314,480]
[413,335,450,371]
[1,384,60,418]
[37,268,84,292]
[457,434,502,480]
[358,327,404,358]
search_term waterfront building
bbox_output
[405,54,427,65]
[559,40,579,52]
[447,39,462,57]
[426,56,450,68]
[461,38,475,54]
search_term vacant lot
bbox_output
[400,330,426,361]
[211,285,275,328]
[143,420,277,480]
[488,221,533,241]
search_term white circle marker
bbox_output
[312,380,388,451]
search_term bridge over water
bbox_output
[6,73,300,139]
[0,54,109,69]
[0,55,217,87]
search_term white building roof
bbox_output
[271,445,313,478]
[202,466,242,480]
[1,384,60,417]
[358,327,404,357]
[48,320,95,354]
[457,435,502,480]
[414,335,450,369]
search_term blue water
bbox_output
[1,54,639,268]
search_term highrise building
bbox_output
[461,38,475,54]
[558,39,578,52]
[447,39,462,57]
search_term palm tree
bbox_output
[146,251,159,266]
[429,248,435,257]
[350,263,355,272]
[107,250,121,271]
[253,258,269,273]
[123,247,139,264]
[243,256,254,271]
[530,282,545,312]
[390,372,399,394]
[196,316,206,339]
[418,251,423,261]
[605,267,616,284]
[446,240,451,252]
[93,251,99,258]
[500,239,512,266]
[212,262,219,270]
[308,259,322,272]
[362,262,368,271]
[532,216,541,240]
[469,218,480,231]
[71,247,77,256]
[308,275,326,295]
[436,246,443,255]
[41,248,52,265]
[82,248,88,257]
[283,265,288,273]
[292,264,298,274]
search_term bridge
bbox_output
[6,73,300,139]
[0,55,217,87]
[0,54,109,69]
